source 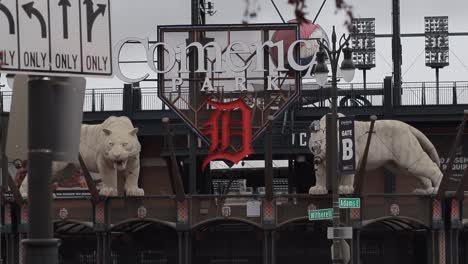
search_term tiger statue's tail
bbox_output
[409,126,440,167]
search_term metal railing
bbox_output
[400,81,468,105]
[2,81,468,113]
[82,89,123,112]
[299,82,384,108]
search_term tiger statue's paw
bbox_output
[339,185,354,194]
[99,187,118,196]
[309,185,328,195]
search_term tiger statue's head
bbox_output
[309,113,345,165]
[102,126,141,171]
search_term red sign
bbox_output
[202,98,254,170]
[156,25,301,169]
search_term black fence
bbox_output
[1,81,468,113]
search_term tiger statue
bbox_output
[20,116,144,197]
[308,114,443,194]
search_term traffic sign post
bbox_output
[1,1,109,263]
[0,0,112,77]
[339,198,361,209]
[308,208,333,221]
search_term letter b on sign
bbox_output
[342,138,353,160]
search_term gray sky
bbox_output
[3,0,468,88]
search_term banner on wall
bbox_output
[428,134,468,191]
[339,116,356,175]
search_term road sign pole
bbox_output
[22,77,59,264]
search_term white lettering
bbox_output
[267,75,280,90]
[147,42,176,73]
[300,133,307,147]
[226,41,253,72]
[254,40,287,72]
[342,138,353,160]
[201,76,214,92]
[178,42,223,73]
[235,76,247,91]
[113,37,150,83]
[171,77,183,92]
[287,40,316,77]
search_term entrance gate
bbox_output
[192,220,263,264]
[360,218,429,264]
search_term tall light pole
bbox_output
[314,26,356,264]
[424,16,449,105]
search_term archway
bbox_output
[360,217,429,264]
[110,219,177,264]
[192,219,263,264]
[54,220,96,264]
[276,218,332,264]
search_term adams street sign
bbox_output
[0,0,112,77]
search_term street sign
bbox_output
[308,208,333,221]
[0,0,111,77]
[339,197,361,208]
[327,227,353,239]
[339,116,356,174]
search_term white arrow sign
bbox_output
[0,0,112,77]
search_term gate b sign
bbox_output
[339,116,356,174]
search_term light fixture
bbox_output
[314,48,329,87]
[350,18,376,69]
[425,16,449,68]
[340,46,356,83]
[424,16,449,104]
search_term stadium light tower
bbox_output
[314,26,356,264]
[350,18,376,95]
[425,16,449,105]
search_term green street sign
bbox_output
[308,208,333,221]
[339,198,361,208]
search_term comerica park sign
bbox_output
[113,24,322,84]
[113,24,325,167]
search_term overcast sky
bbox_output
[3,0,468,89]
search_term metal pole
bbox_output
[392,0,402,105]
[435,68,440,105]
[312,0,328,24]
[270,0,286,23]
[191,0,200,25]
[362,69,367,101]
[265,116,273,201]
[22,77,59,264]
[354,116,377,195]
[326,26,343,264]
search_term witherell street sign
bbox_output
[308,208,333,221]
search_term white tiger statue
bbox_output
[20,116,144,197]
[308,114,443,195]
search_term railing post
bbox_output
[0,91,3,113]
[435,68,440,105]
[452,81,457,105]
[100,93,104,111]
[91,90,96,112]
[422,82,426,106]
[383,76,393,117]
